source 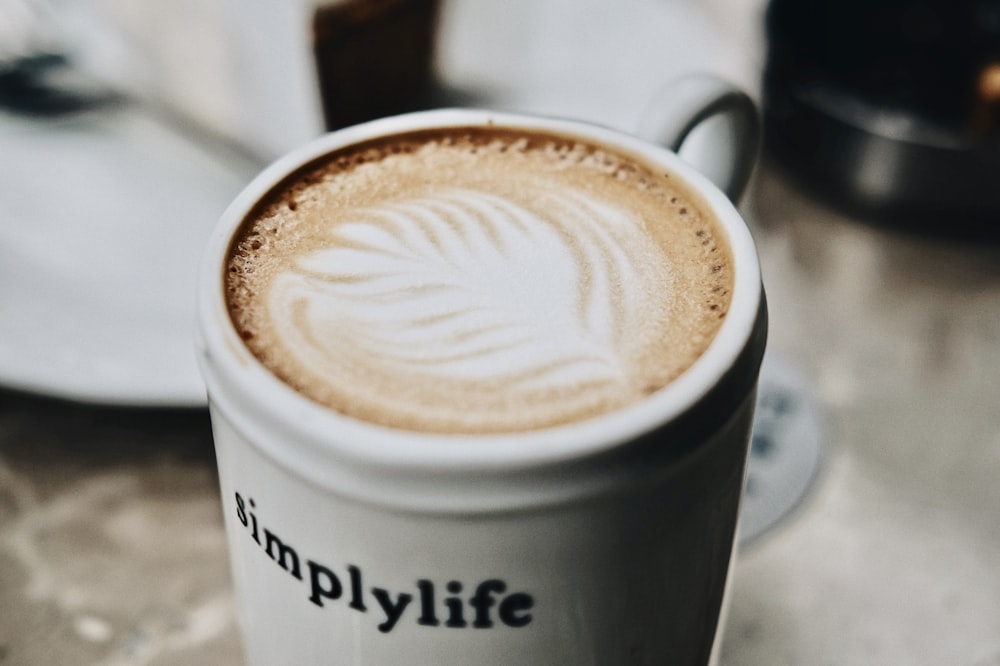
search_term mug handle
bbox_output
[637,74,760,202]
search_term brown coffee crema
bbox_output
[226,128,734,434]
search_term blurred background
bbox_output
[1,0,998,663]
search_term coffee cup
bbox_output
[196,77,765,664]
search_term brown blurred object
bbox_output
[972,62,1000,133]
[312,0,441,131]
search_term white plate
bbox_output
[0,105,261,406]
[0,0,759,408]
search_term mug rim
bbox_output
[196,108,764,484]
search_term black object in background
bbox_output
[763,0,1000,237]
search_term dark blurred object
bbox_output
[0,53,118,114]
[763,0,1000,237]
[312,0,440,131]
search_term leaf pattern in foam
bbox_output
[269,187,670,398]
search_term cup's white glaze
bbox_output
[196,106,765,665]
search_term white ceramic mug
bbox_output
[196,77,765,665]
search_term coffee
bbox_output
[225,127,733,434]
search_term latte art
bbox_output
[271,186,671,426]
[227,128,733,433]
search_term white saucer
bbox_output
[0,103,823,549]
[0,105,262,406]
[739,352,825,545]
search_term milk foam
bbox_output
[227,129,732,433]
